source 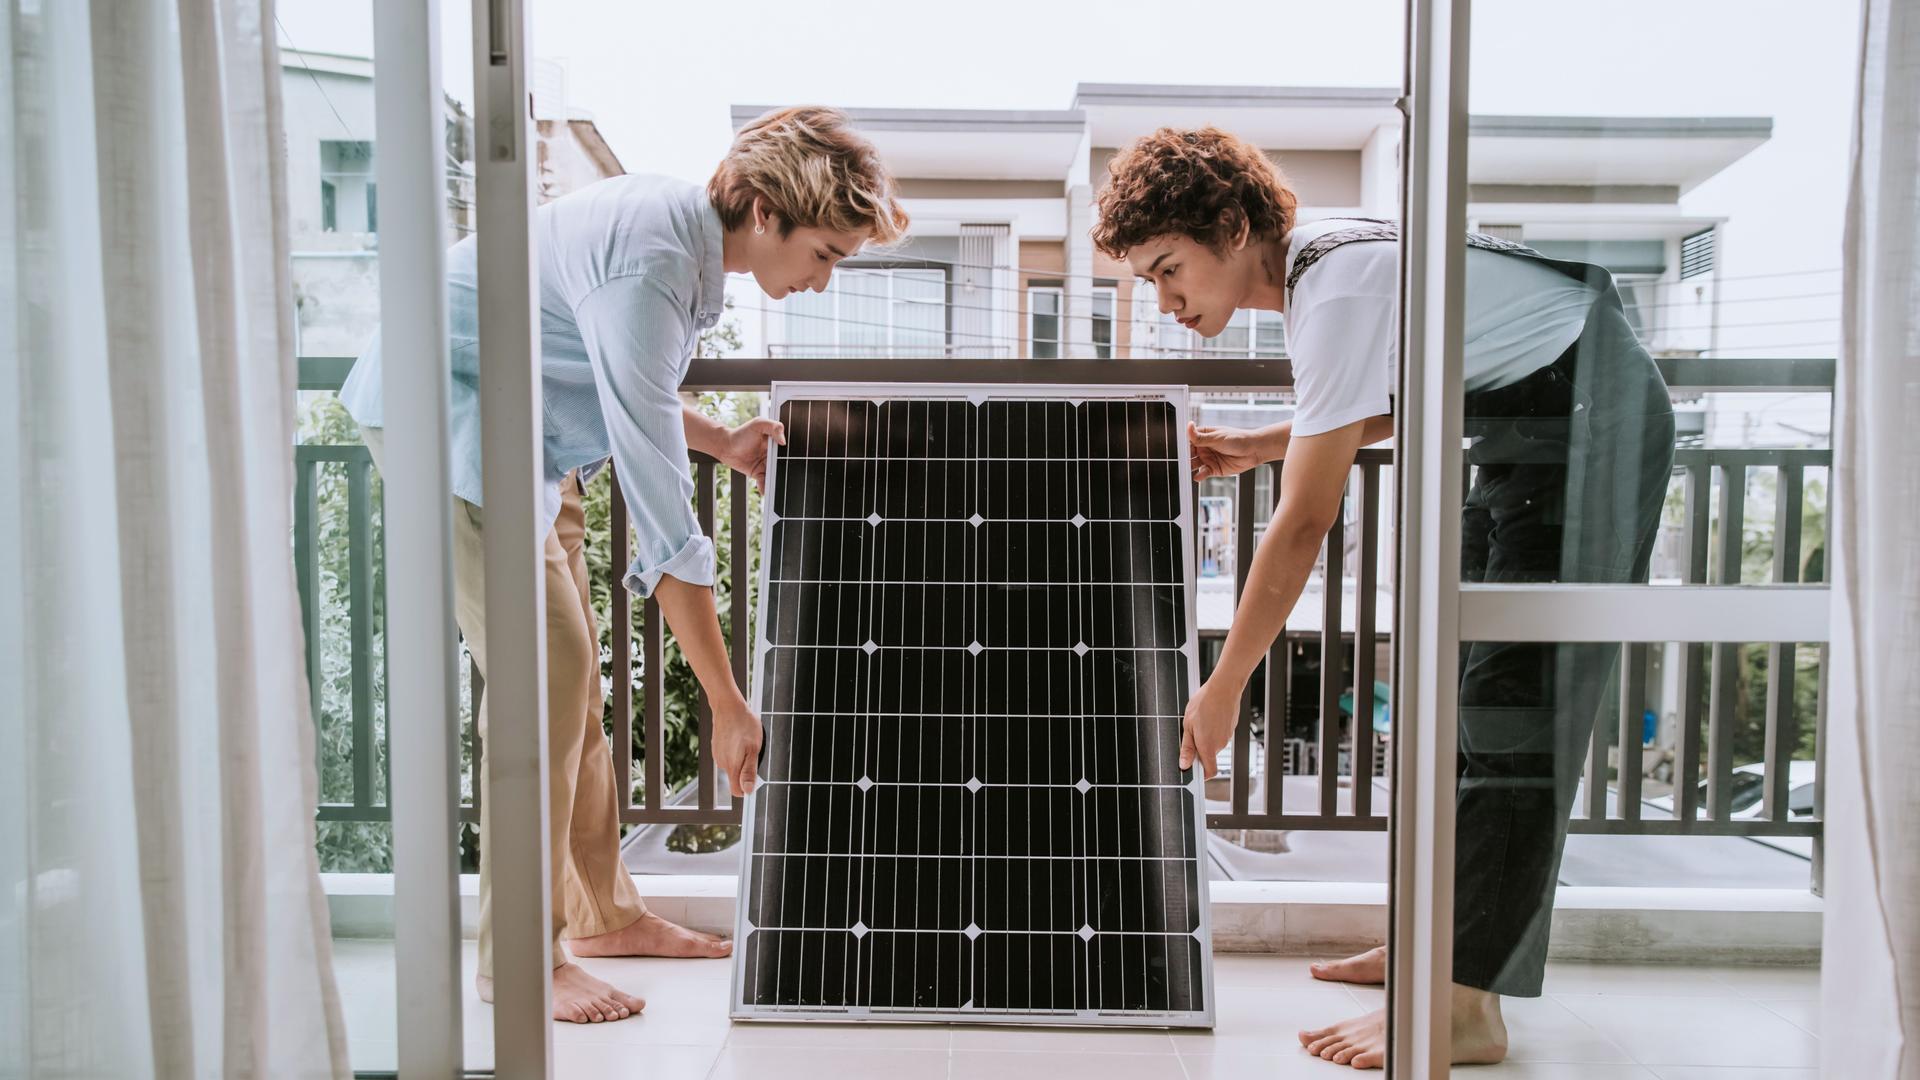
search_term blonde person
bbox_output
[340,106,909,1024]
[1093,128,1672,1069]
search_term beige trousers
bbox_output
[363,429,648,976]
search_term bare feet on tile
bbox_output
[1311,945,1388,985]
[1298,983,1507,1070]
[476,962,647,1024]
[567,911,732,959]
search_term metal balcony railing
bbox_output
[294,354,1833,844]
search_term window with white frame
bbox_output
[1028,285,1063,359]
[1093,286,1116,358]
[777,266,947,357]
[320,140,376,233]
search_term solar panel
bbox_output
[730,383,1214,1028]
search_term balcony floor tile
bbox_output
[328,942,1821,1078]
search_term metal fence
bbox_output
[294,355,1832,840]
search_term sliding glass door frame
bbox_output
[370,2,467,1076]
[371,0,552,1075]
[1389,0,1472,1072]
[1388,2,1832,1073]
[469,0,555,1074]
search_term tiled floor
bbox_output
[330,941,1820,1078]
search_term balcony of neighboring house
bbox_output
[740,91,1775,381]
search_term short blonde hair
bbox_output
[709,106,909,246]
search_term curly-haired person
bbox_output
[1095,127,1674,1070]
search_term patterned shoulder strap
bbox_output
[1284,219,1550,302]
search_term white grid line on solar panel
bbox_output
[775,455,1179,462]
[896,398,926,999]
[768,579,1181,586]
[760,707,1182,714]
[1115,404,1143,1009]
[760,641,1182,653]
[760,779,1188,788]
[769,516,1178,523]
[790,402,829,1003]
[850,396,887,1004]
[750,852,1196,861]
[1071,418,1090,1011]
[742,1005,1200,1015]
[742,1006,1201,1019]
[740,927,1201,936]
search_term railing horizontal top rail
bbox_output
[1672,447,1831,468]
[298,355,1835,396]
[682,357,1297,391]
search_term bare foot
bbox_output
[1301,1008,1389,1070]
[1450,986,1510,1066]
[567,911,732,959]
[1297,983,1507,1070]
[475,963,647,1024]
[1311,945,1387,985]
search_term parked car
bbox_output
[1647,760,1817,820]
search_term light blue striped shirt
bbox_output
[339,173,724,596]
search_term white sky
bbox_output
[277,0,1861,358]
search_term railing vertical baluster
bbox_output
[1706,465,1746,822]
[1231,470,1256,817]
[349,453,376,812]
[1318,490,1345,816]
[610,470,634,817]
[696,460,717,809]
[1812,642,1829,894]
[1585,667,1609,821]
[469,657,484,820]
[1262,461,1287,818]
[295,454,323,765]
[1263,638,1287,816]
[1677,463,1710,826]
[730,468,750,718]
[1764,465,1804,822]
[1353,463,1379,819]
[1618,643,1647,822]
[643,597,664,814]
[730,467,751,814]
[379,477,393,809]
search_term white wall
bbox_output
[281,66,377,243]
[281,63,381,359]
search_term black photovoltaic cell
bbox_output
[733,393,1211,1025]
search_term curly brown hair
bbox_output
[1091,127,1297,259]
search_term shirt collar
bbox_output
[694,194,726,330]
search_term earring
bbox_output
[754,223,765,236]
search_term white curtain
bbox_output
[1823,0,1920,1076]
[0,1,349,1077]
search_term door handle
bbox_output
[484,0,520,162]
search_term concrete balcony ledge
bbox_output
[323,873,1821,966]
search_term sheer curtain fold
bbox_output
[1824,0,1920,1076]
[2,0,348,1076]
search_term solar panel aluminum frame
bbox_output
[729,382,1215,1028]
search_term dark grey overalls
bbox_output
[1288,222,1677,997]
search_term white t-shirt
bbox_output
[1281,218,1599,437]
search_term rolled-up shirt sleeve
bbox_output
[573,274,716,596]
